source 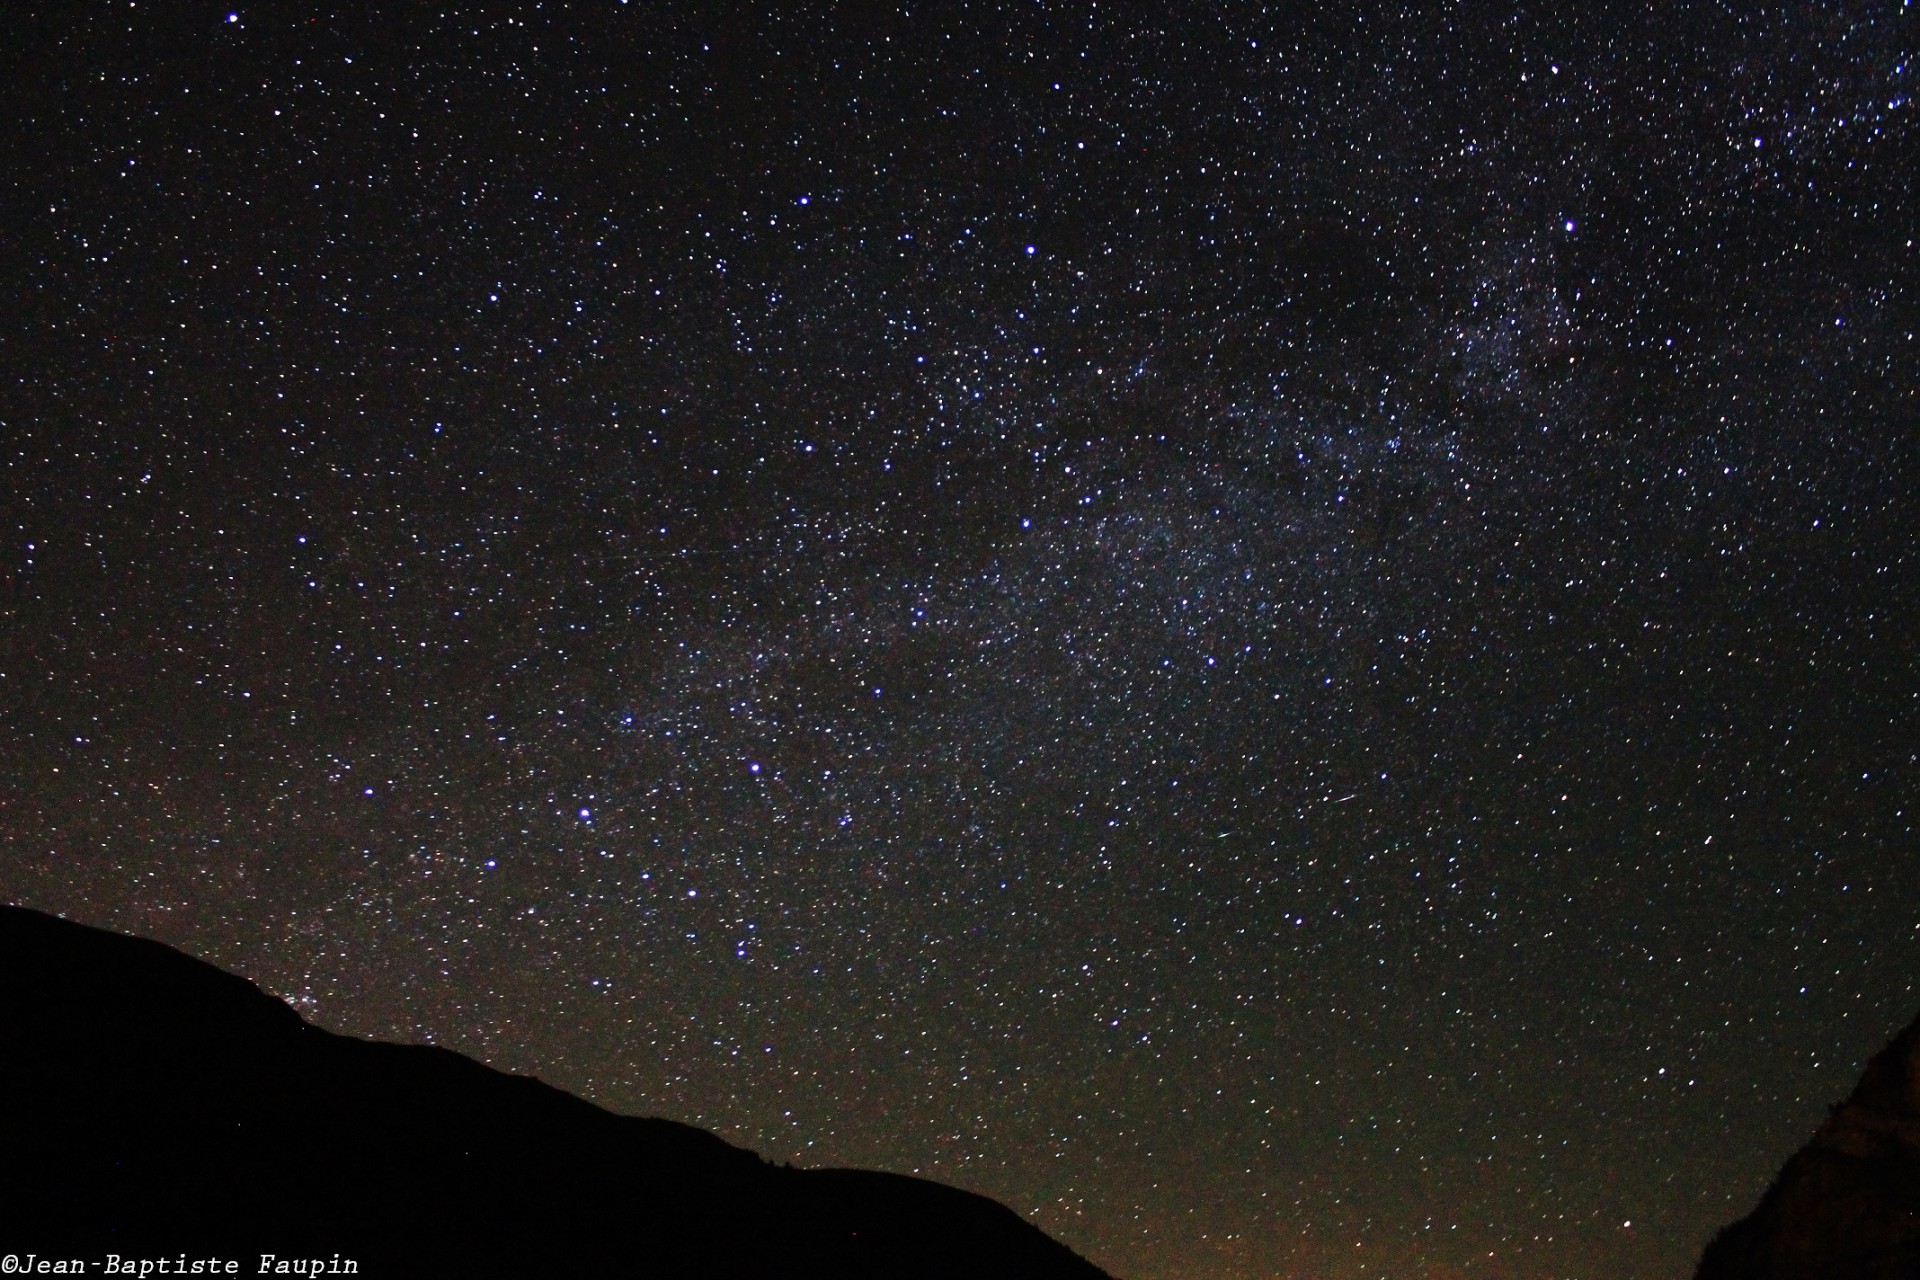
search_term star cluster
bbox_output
[3,3,1915,1277]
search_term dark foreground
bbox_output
[1695,1009,1920,1280]
[0,905,1111,1280]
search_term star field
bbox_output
[2,3,1916,1277]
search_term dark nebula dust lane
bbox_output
[2,3,1915,1277]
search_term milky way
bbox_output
[3,4,1915,1276]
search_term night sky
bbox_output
[3,3,1916,1277]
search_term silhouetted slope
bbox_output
[1695,1010,1920,1280]
[0,905,1112,1280]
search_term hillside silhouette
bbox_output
[1695,1008,1920,1280]
[0,904,1112,1279]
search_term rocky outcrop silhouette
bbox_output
[1695,1010,1920,1280]
[0,905,1112,1279]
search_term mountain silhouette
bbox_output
[0,904,1113,1279]
[1695,1009,1920,1280]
